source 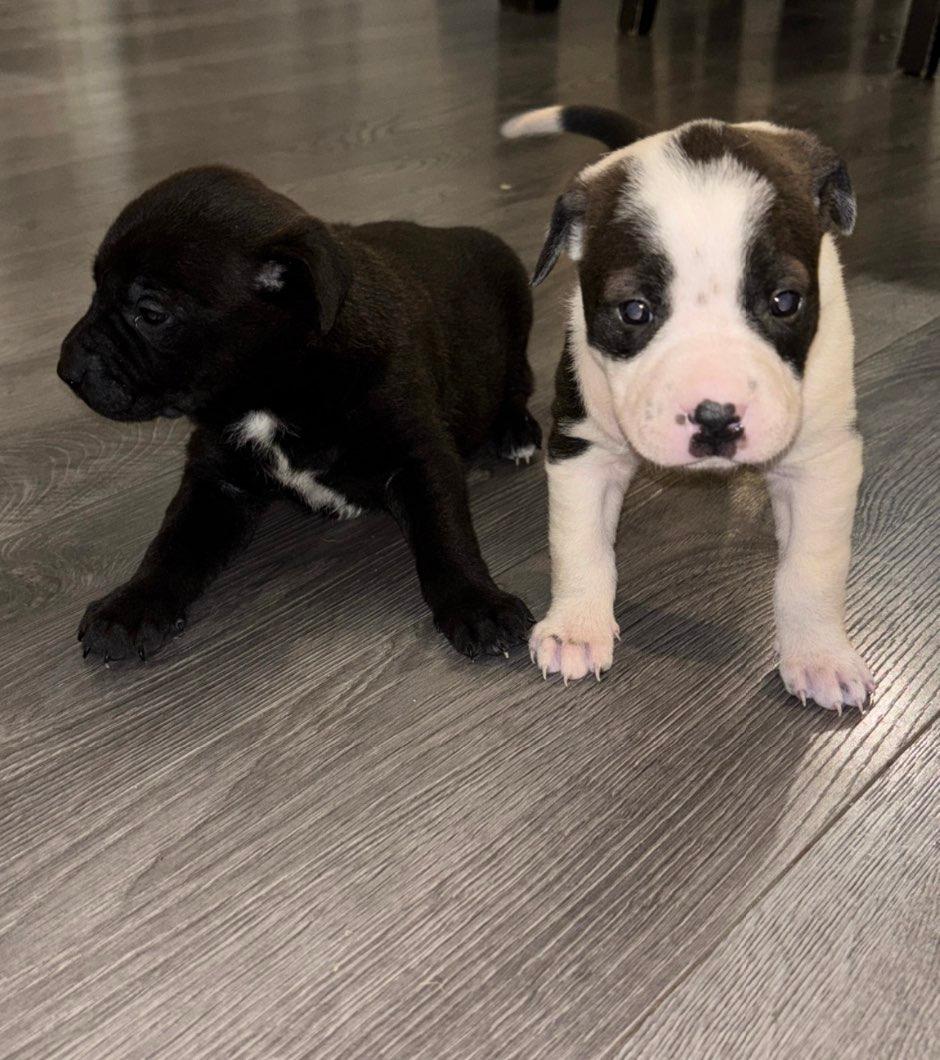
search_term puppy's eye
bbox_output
[619,299,652,326]
[134,302,169,327]
[770,290,802,318]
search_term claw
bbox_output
[174,618,185,633]
[138,647,146,662]
[103,654,111,665]
[503,651,510,659]
[541,664,549,681]
[594,666,602,682]
[82,646,91,659]
[799,692,807,707]
[563,674,569,687]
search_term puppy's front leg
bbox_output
[387,450,533,658]
[765,430,874,712]
[530,445,636,682]
[79,435,268,663]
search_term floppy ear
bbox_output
[255,219,352,333]
[801,136,856,236]
[813,154,856,235]
[532,188,587,286]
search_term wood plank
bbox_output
[620,723,940,1059]
[1,0,937,1056]
[0,317,935,1056]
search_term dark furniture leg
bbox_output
[500,0,560,12]
[619,0,658,36]
[897,0,940,77]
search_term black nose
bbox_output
[57,337,88,390]
[689,400,743,458]
[57,360,83,389]
[692,400,739,434]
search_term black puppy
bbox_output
[58,166,541,662]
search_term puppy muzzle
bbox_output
[58,322,167,421]
[609,333,803,469]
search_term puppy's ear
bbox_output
[255,219,352,333]
[812,152,856,236]
[532,187,587,286]
[795,134,856,236]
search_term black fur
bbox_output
[547,337,591,463]
[558,105,648,151]
[59,166,542,663]
[531,191,584,288]
[576,166,674,363]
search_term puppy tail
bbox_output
[500,104,647,150]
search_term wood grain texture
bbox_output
[622,724,940,1059]
[0,0,938,1057]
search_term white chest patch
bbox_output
[233,410,363,519]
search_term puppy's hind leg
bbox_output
[493,401,543,465]
[386,437,534,659]
[493,331,542,464]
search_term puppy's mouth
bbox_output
[58,361,180,422]
[686,454,739,472]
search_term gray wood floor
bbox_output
[1,1,937,1056]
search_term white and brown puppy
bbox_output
[503,104,874,713]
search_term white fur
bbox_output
[763,236,872,712]
[607,135,801,467]
[528,119,871,709]
[500,106,564,140]
[233,411,363,519]
[505,443,537,465]
[255,262,286,291]
[530,444,636,682]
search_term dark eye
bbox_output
[619,299,652,325]
[770,290,802,318]
[135,301,169,327]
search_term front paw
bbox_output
[529,606,620,683]
[433,586,534,659]
[78,582,186,663]
[778,636,875,714]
